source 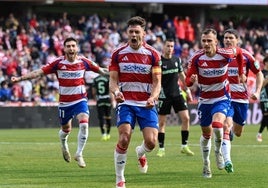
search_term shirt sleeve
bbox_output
[185,55,198,87]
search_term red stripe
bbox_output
[120,73,151,83]
[60,93,87,102]
[200,90,227,99]
[58,78,85,87]
[199,75,227,85]
[116,144,127,154]
[223,132,230,140]
[212,121,223,128]
[80,119,88,123]
[123,91,150,101]
[231,91,248,99]
[202,134,211,139]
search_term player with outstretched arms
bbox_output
[11,37,108,168]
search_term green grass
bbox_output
[0,125,268,188]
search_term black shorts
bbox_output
[97,105,112,119]
[158,95,188,115]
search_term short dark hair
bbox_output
[202,28,217,36]
[127,16,146,30]
[64,37,78,46]
[1,80,7,87]
[223,28,239,39]
[165,38,175,43]
[263,56,268,64]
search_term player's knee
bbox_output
[119,132,131,148]
[144,139,156,150]
[145,143,155,151]
[62,125,71,133]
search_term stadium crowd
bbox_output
[0,12,267,104]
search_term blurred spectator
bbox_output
[0,11,267,103]
[154,25,166,42]
[163,22,176,41]
[11,81,23,101]
[29,14,39,29]
[19,78,33,102]
[173,16,185,44]
[108,26,121,48]
[153,36,164,53]
[0,80,12,101]
[5,13,19,30]
[145,29,156,45]
[0,70,5,84]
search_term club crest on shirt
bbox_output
[254,61,260,69]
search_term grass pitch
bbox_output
[0,125,268,188]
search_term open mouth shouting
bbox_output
[130,38,139,49]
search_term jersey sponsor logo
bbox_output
[202,68,225,76]
[122,64,148,73]
[61,71,83,78]
[228,67,238,76]
[162,68,178,75]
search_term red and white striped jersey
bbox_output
[42,55,100,106]
[186,47,243,104]
[109,43,161,107]
[228,49,260,103]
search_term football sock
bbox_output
[181,130,189,145]
[99,118,105,134]
[76,122,88,156]
[212,122,223,153]
[200,135,211,162]
[115,145,127,183]
[59,129,69,149]
[136,142,150,157]
[158,132,165,148]
[222,132,231,162]
[106,118,111,134]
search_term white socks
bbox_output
[59,129,69,150]
[76,123,88,156]
[114,150,127,183]
[200,135,211,163]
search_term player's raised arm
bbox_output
[11,69,44,83]
[234,47,246,83]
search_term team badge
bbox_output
[254,61,260,69]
